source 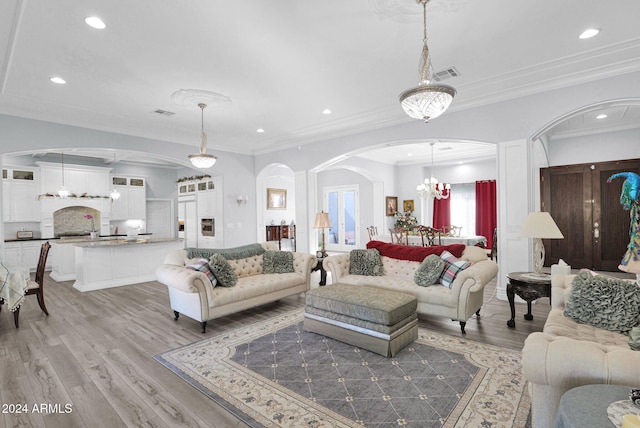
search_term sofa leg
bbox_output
[460,321,466,335]
[476,309,481,317]
[173,311,180,321]
[201,321,207,333]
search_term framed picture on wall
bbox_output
[403,199,414,213]
[386,196,398,216]
[267,188,287,209]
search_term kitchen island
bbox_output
[50,237,183,292]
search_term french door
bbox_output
[542,159,640,271]
[324,186,359,252]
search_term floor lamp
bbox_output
[314,212,332,257]
[519,212,564,277]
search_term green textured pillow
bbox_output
[208,253,238,287]
[414,254,446,287]
[349,249,382,276]
[630,326,640,351]
[263,250,295,274]
[564,271,640,335]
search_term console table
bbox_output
[266,225,296,251]
[506,271,551,328]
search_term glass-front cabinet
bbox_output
[2,166,40,222]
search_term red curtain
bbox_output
[432,189,451,230]
[475,180,497,249]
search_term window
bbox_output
[450,183,475,237]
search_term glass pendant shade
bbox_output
[400,84,456,122]
[57,186,70,199]
[399,0,455,122]
[189,103,217,169]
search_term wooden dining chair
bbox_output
[490,228,498,261]
[14,241,51,328]
[366,226,378,241]
[389,227,408,245]
[416,225,441,246]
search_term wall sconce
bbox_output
[236,194,248,205]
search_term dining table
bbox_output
[0,263,30,312]
[373,234,487,247]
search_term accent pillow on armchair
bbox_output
[564,271,640,336]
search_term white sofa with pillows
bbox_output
[522,271,640,428]
[322,240,499,334]
[155,243,316,332]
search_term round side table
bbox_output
[555,384,636,427]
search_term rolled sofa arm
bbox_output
[293,253,317,290]
[323,254,350,284]
[522,331,640,387]
[450,259,498,295]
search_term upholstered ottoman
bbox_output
[303,283,418,357]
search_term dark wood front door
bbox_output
[542,159,640,271]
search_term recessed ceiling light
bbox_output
[49,76,66,84]
[407,153,413,157]
[256,128,265,133]
[596,114,607,119]
[579,28,599,39]
[85,16,106,29]
[322,109,332,115]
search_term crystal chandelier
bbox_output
[188,103,217,169]
[58,151,70,199]
[399,0,456,122]
[416,142,450,199]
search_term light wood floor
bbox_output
[0,269,550,428]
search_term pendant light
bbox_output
[58,151,70,199]
[188,103,217,169]
[399,0,456,122]
[110,152,121,201]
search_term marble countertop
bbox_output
[50,237,182,247]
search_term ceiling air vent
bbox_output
[432,67,460,82]
[153,109,175,116]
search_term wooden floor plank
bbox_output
[0,268,560,428]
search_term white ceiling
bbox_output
[1,0,639,166]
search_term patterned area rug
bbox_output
[155,310,530,427]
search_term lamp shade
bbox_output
[519,212,564,239]
[313,212,331,229]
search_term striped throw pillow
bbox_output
[186,258,216,286]
[439,250,471,288]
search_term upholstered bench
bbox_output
[303,283,418,357]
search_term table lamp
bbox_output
[313,211,332,257]
[519,212,564,277]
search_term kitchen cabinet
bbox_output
[178,176,221,248]
[3,240,49,271]
[2,167,40,222]
[37,162,110,197]
[110,176,146,220]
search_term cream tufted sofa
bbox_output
[155,243,316,332]
[522,273,640,428]
[322,245,498,334]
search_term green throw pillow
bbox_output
[263,250,295,274]
[349,249,382,276]
[630,326,640,351]
[208,253,238,287]
[564,271,640,336]
[414,254,446,286]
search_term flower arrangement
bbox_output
[394,211,418,231]
[84,214,96,232]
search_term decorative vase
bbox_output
[90,231,98,239]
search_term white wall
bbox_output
[548,128,640,166]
